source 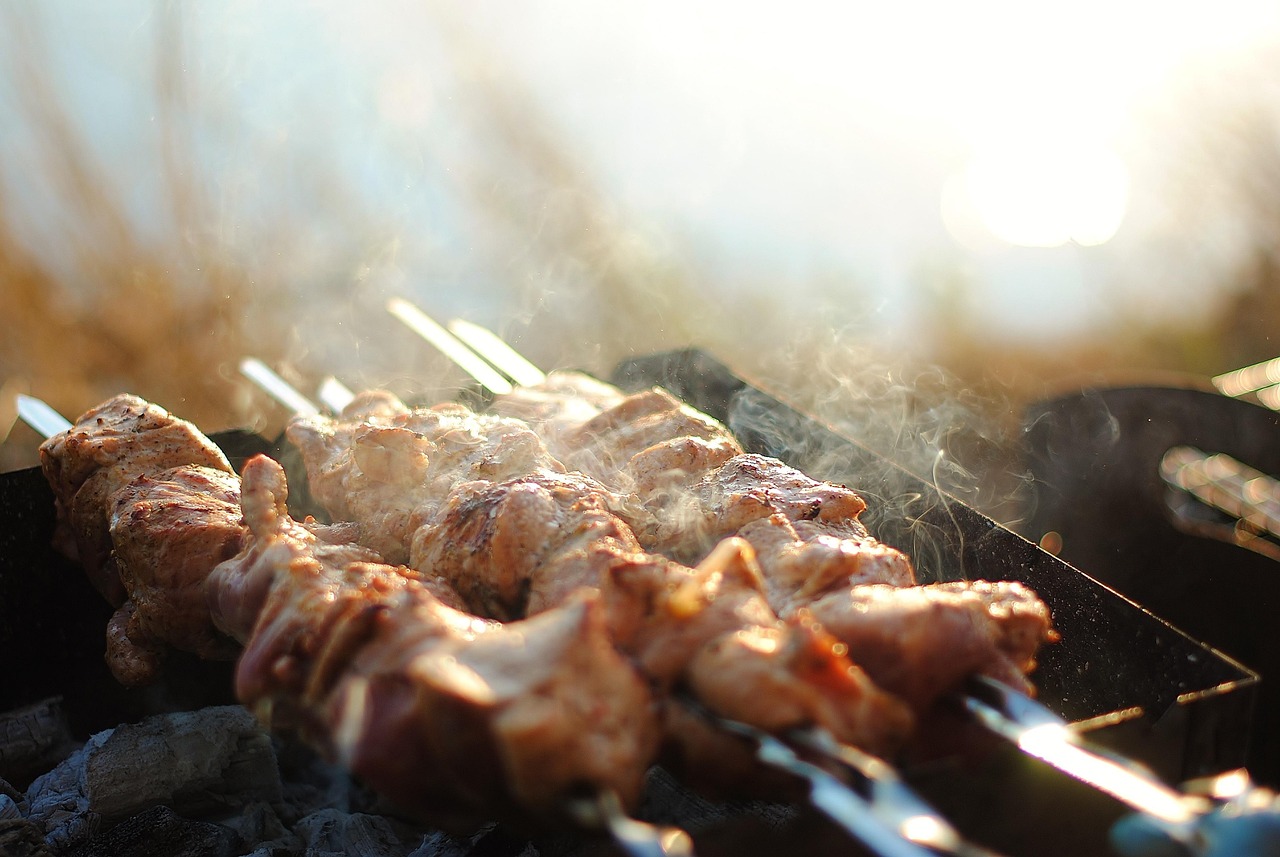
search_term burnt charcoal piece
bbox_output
[0,815,54,857]
[0,697,78,789]
[64,804,237,857]
[25,706,280,851]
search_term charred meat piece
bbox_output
[38,393,234,604]
[210,455,660,830]
[737,514,916,614]
[411,469,644,621]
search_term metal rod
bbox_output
[238,358,321,417]
[563,791,695,857]
[15,394,73,439]
[791,728,1001,857]
[387,299,514,395]
[317,376,356,414]
[704,712,962,856]
[964,677,1206,837]
[447,319,547,387]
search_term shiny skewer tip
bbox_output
[16,394,73,439]
[387,298,514,395]
[239,358,321,417]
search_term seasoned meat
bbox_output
[412,469,912,756]
[488,370,625,443]
[287,398,565,563]
[738,514,916,614]
[642,453,871,560]
[211,455,660,829]
[804,581,1056,711]
[105,465,245,685]
[38,393,233,604]
[488,382,1053,712]
[551,388,744,489]
[411,469,643,621]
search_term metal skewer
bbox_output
[387,298,514,395]
[16,394,74,438]
[964,677,1209,840]
[1160,445,1280,552]
[447,318,547,387]
[565,791,695,857]
[239,358,321,417]
[699,708,996,856]
[317,376,357,414]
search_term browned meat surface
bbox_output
[551,388,743,489]
[738,514,916,614]
[488,370,625,442]
[411,469,644,621]
[286,397,564,563]
[211,455,660,829]
[412,470,912,757]
[38,393,233,604]
[482,385,1054,714]
[804,581,1056,711]
[104,465,245,685]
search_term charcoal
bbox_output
[0,816,55,857]
[218,799,302,855]
[64,804,237,857]
[0,697,78,788]
[294,807,419,857]
[25,705,280,850]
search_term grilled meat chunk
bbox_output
[38,393,234,604]
[286,399,565,563]
[412,469,912,756]
[805,581,1056,710]
[211,455,660,829]
[488,370,625,442]
[105,465,245,685]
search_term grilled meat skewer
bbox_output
[209,455,661,831]
[302,382,1052,717]
[38,394,245,685]
[287,396,915,762]
[33,395,682,845]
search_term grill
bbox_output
[0,348,1259,857]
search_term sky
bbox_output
[4,1,1280,349]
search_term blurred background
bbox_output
[3,0,1280,521]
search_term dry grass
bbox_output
[4,5,1280,497]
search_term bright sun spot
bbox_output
[963,144,1130,247]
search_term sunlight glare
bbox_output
[962,144,1130,247]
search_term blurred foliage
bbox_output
[3,3,1280,516]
